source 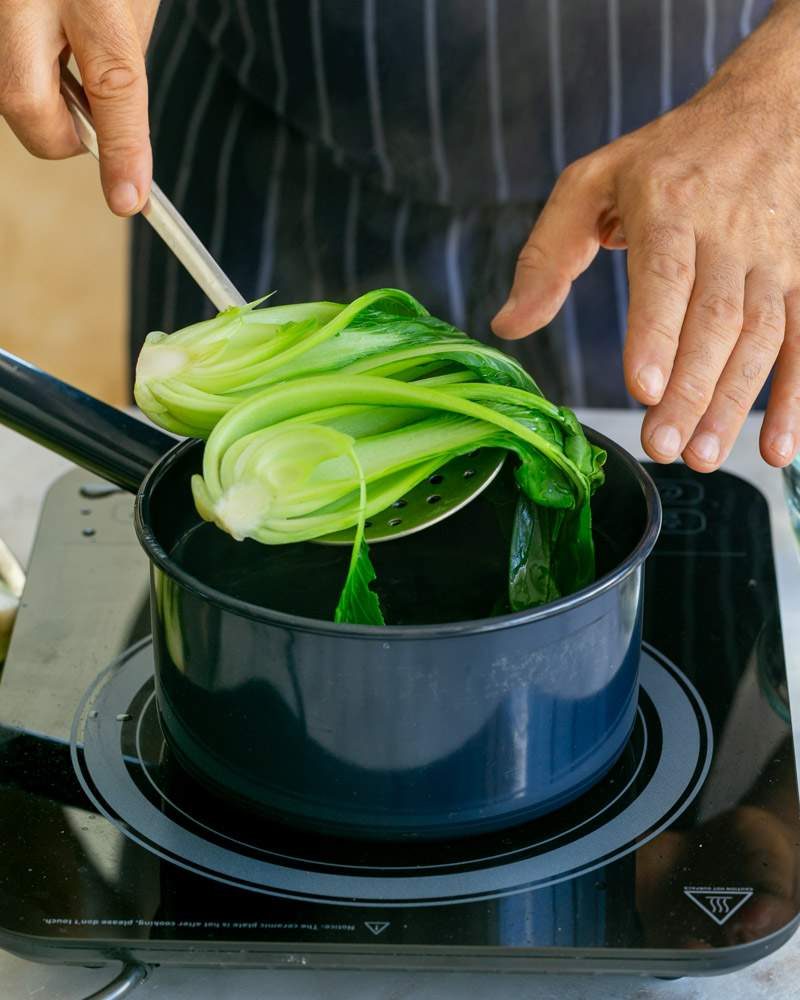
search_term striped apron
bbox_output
[130,0,771,406]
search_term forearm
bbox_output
[695,0,800,113]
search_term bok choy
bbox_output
[135,289,606,626]
[134,289,537,437]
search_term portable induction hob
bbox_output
[0,463,798,980]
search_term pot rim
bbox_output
[134,424,662,639]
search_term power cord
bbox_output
[82,963,151,1000]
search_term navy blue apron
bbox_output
[130,0,770,406]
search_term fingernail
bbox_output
[636,363,666,400]
[650,424,681,458]
[772,432,795,461]
[109,181,139,215]
[688,431,720,465]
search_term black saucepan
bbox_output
[0,349,661,840]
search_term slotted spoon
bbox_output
[60,67,504,543]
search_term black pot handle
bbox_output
[0,349,175,493]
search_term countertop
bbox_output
[1,410,799,1000]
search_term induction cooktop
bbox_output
[0,465,798,980]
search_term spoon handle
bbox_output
[60,66,246,313]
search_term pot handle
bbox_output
[0,349,175,493]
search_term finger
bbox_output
[622,216,695,405]
[63,0,151,216]
[132,0,162,51]
[491,157,611,339]
[0,8,82,159]
[641,246,745,463]
[682,270,784,471]
[760,290,800,467]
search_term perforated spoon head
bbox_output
[318,449,506,545]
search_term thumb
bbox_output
[64,0,151,216]
[132,0,163,52]
[491,157,612,340]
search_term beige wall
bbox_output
[0,120,128,406]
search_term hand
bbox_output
[492,2,800,472]
[0,0,160,216]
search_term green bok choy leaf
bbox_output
[135,288,605,625]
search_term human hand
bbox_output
[0,0,159,216]
[492,2,800,472]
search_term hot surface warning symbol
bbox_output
[683,886,754,925]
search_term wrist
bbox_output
[690,3,800,121]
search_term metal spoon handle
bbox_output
[60,67,246,313]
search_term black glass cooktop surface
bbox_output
[0,465,798,976]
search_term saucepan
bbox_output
[0,350,661,839]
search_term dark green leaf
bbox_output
[514,453,575,509]
[509,497,562,610]
[334,541,386,626]
[550,501,596,596]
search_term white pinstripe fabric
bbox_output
[660,0,673,114]
[607,0,630,393]
[546,0,566,179]
[132,0,181,337]
[210,1,231,46]
[149,10,195,154]
[611,256,630,376]
[486,0,510,203]
[267,0,288,115]
[310,0,334,150]
[607,0,622,141]
[392,198,410,291]
[704,0,717,78]
[209,99,245,258]
[364,0,394,192]
[546,0,585,406]
[423,0,460,339]
[235,0,257,87]
[206,97,246,314]
[739,0,755,37]
[424,0,450,204]
[344,174,362,300]
[303,140,324,301]
[256,123,288,295]
[162,54,223,332]
[445,215,466,331]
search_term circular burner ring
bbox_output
[71,641,712,906]
[131,686,653,875]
